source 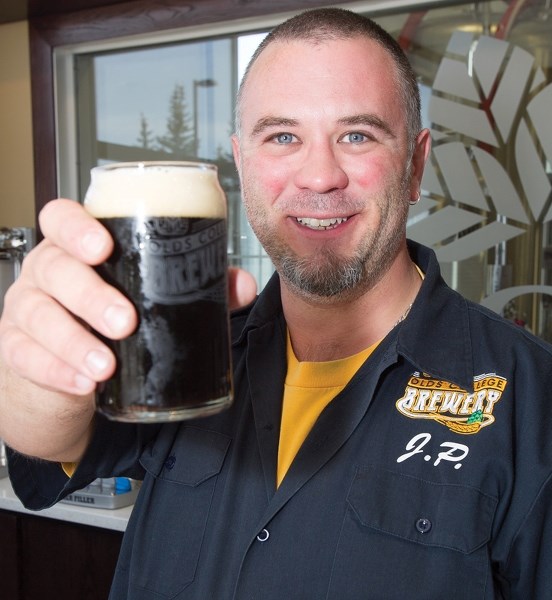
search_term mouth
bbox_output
[296,216,349,231]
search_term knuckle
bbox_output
[16,240,43,276]
[0,323,13,360]
[11,339,36,375]
[0,326,30,373]
[31,244,68,286]
[0,305,95,395]
[0,319,83,393]
[16,293,87,360]
[19,242,63,294]
[12,287,48,330]
[38,198,77,233]
[1,280,20,317]
[37,198,58,230]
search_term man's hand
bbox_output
[0,198,258,397]
[0,199,136,395]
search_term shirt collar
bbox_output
[398,241,474,391]
[232,241,475,391]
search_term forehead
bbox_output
[240,37,404,130]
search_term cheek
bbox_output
[347,156,390,189]
[245,155,292,199]
[346,154,406,195]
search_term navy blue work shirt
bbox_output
[8,241,552,598]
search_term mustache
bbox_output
[277,191,364,215]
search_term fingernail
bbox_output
[103,304,131,335]
[85,349,111,376]
[81,230,106,258]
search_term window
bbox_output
[56,25,273,286]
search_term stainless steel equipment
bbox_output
[61,477,140,509]
[0,441,7,479]
[0,227,35,478]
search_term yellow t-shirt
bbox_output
[62,462,78,477]
[277,335,378,487]
[277,265,424,487]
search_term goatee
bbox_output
[279,247,365,298]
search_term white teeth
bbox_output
[296,217,348,230]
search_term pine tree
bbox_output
[156,84,194,157]
[137,113,154,149]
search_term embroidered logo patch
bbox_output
[396,372,506,435]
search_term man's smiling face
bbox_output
[232,36,426,302]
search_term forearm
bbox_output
[0,358,95,463]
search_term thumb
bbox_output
[228,268,257,311]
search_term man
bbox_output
[1,8,551,598]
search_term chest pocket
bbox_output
[128,426,231,598]
[328,464,498,600]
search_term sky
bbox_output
[92,32,268,159]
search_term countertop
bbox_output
[0,476,132,532]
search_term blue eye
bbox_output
[274,133,296,144]
[342,132,368,144]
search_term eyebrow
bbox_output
[337,114,395,138]
[249,113,395,139]
[250,116,299,138]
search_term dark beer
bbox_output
[84,162,232,422]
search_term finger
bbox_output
[23,241,137,340]
[228,268,257,311]
[39,198,113,265]
[7,281,118,383]
[0,324,100,395]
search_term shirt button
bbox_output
[415,518,432,534]
[256,528,270,542]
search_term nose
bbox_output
[293,141,349,193]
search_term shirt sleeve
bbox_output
[7,414,160,510]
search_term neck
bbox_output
[281,251,422,362]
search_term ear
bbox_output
[231,134,241,172]
[409,129,432,200]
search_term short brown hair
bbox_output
[235,8,421,150]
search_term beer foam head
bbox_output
[84,162,226,218]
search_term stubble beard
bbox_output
[242,180,410,304]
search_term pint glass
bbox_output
[84,161,232,422]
